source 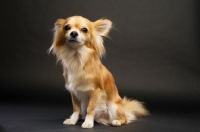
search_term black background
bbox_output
[1,0,200,132]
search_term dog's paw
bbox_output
[63,119,76,125]
[112,120,121,126]
[81,120,94,129]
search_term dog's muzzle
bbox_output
[68,31,80,44]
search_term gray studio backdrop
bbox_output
[1,0,200,109]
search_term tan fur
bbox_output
[50,16,149,129]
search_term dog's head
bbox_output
[51,16,112,57]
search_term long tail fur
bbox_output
[122,97,149,123]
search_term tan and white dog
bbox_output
[50,16,149,129]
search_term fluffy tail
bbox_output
[122,97,149,123]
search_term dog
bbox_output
[49,16,149,129]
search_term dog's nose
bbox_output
[70,31,78,38]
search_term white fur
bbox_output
[82,116,94,129]
[126,113,137,123]
[112,120,121,126]
[63,111,79,125]
[57,43,94,93]
[57,45,92,69]
[107,102,118,122]
[94,100,119,125]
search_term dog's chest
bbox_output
[65,69,94,97]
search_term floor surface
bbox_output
[1,102,200,132]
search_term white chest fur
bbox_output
[65,67,94,95]
[59,45,94,95]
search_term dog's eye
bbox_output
[81,28,88,33]
[64,25,70,31]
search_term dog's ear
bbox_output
[94,19,112,37]
[54,19,65,29]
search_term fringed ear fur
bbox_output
[54,19,65,30]
[48,19,66,54]
[94,19,112,37]
[91,19,112,57]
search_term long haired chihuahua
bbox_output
[50,16,149,128]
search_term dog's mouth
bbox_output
[67,39,83,47]
[68,39,78,43]
[66,36,83,46]
[68,39,81,44]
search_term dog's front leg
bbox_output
[82,88,101,129]
[63,92,80,125]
